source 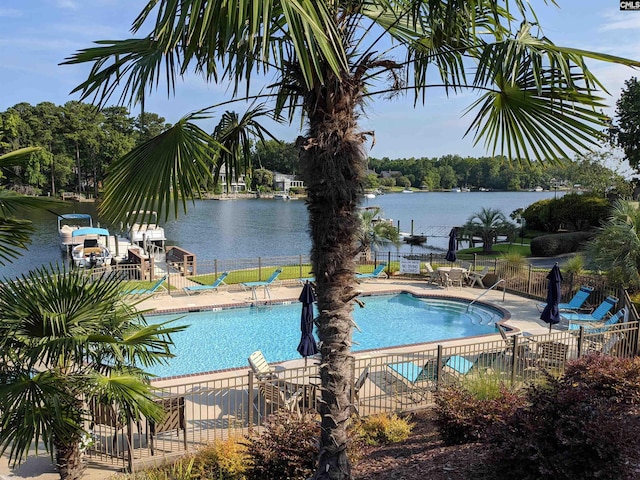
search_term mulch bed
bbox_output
[352,410,490,480]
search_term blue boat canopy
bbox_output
[72,227,110,237]
[58,213,93,220]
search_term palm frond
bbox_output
[0,218,35,265]
[99,115,217,224]
[465,27,623,163]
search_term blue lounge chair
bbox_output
[183,271,229,295]
[537,285,594,312]
[569,307,626,333]
[124,274,168,296]
[355,263,388,280]
[242,268,283,300]
[561,295,618,327]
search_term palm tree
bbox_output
[587,200,640,290]
[462,207,514,253]
[0,266,185,480]
[357,206,400,259]
[64,2,640,477]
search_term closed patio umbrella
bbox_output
[540,263,563,332]
[297,281,318,367]
[445,227,457,263]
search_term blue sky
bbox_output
[1,0,640,162]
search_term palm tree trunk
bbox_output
[301,80,367,480]
[54,436,86,480]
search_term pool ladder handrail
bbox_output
[466,278,506,312]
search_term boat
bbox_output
[70,227,113,268]
[401,189,413,193]
[273,193,291,200]
[58,213,94,253]
[364,193,376,199]
[126,211,166,249]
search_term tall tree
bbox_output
[612,77,640,174]
[64,1,640,478]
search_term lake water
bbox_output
[2,190,561,278]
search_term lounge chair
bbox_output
[242,268,282,300]
[355,263,388,280]
[149,396,187,456]
[537,285,594,313]
[561,296,618,328]
[248,350,279,381]
[386,357,443,405]
[183,271,229,295]
[569,307,626,332]
[352,364,371,414]
[468,266,489,288]
[423,263,438,284]
[123,274,168,296]
[443,355,474,377]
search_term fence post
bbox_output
[577,326,584,358]
[387,252,391,274]
[527,265,532,295]
[435,345,443,390]
[258,257,262,281]
[248,371,255,433]
[214,258,218,278]
[511,335,519,386]
[299,255,303,279]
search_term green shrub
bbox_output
[118,457,196,480]
[485,355,640,480]
[192,438,248,479]
[530,231,594,257]
[434,381,526,445]
[244,410,319,480]
[352,412,413,446]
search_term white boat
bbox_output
[58,213,94,253]
[70,227,113,268]
[450,187,461,192]
[126,211,166,249]
[273,193,291,200]
[364,193,376,199]
[401,189,413,193]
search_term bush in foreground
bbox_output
[485,354,640,480]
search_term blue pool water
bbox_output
[147,293,503,378]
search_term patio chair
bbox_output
[444,269,465,289]
[537,285,594,313]
[468,266,489,288]
[148,396,187,456]
[89,400,144,453]
[248,350,279,381]
[561,296,619,328]
[241,268,283,300]
[183,271,229,295]
[123,274,168,296]
[534,341,569,370]
[442,355,475,378]
[355,263,388,280]
[423,263,438,284]
[258,381,303,416]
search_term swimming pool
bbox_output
[147,293,503,378]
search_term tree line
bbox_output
[1,101,631,199]
[0,101,169,197]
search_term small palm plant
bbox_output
[0,265,185,480]
[462,208,516,254]
[356,207,400,259]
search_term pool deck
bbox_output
[0,278,547,480]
